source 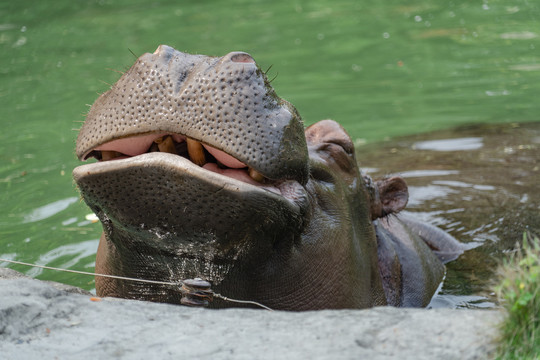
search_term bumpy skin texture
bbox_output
[74,46,456,309]
[76,46,308,183]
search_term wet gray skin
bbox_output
[73,45,462,310]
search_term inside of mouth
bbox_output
[85,133,269,186]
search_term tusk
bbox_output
[187,138,206,166]
[154,135,177,154]
[248,168,265,182]
[101,151,122,161]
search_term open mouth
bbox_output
[82,132,280,192]
[73,130,309,247]
[74,128,311,238]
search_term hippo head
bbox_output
[74,45,412,309]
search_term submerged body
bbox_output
[74,45,463,309]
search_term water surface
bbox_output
[1,0,539,299]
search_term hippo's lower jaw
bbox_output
[73,144,309,302]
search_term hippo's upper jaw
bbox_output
[76,45,308,184]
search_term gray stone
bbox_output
[0,269,502,360]
[0,267,92,296]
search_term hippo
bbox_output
[73,45,464,310]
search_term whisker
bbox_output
[269,72,279,83]
[99,79,113,87]
[264,64,274,75]
[106,68,124,75]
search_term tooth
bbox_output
[101,151,122,161]
[154,136,177,154]
[248,168,264,182]
[187,138,206,166]
[148,142,159,152]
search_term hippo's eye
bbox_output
[326,138,354,156]
[318,140,356,174]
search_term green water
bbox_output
[1,0,539,292]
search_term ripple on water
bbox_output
[412,137,483,151]
[428,294,496,309]
[22,197,78,223]
[407,185,459,207]
[402,210,464,228]
[397,169,460,178]
[25,239,99,278]
[432,180,495,191]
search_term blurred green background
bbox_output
[1,0,539,290]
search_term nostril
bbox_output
[153,44,174,58]
[153,45,164,55]
[230,53,255,64]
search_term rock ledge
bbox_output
[0,269,502,360]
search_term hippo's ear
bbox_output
[374,176,409,218]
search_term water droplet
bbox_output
[62,217,78,226]
[382,32,390,39]
[414,15,422,22]
[85,213,99,222]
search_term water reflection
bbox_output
[2,0,540,308]
[397,169,460,178]
[432,181,495,191]
[499,31,537,40]
[413,137,483,151]
[26,239,99,278]
[428,294,496,309]
[407,185,459,207]
[22,197,78,223]
[401,210,463,229]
